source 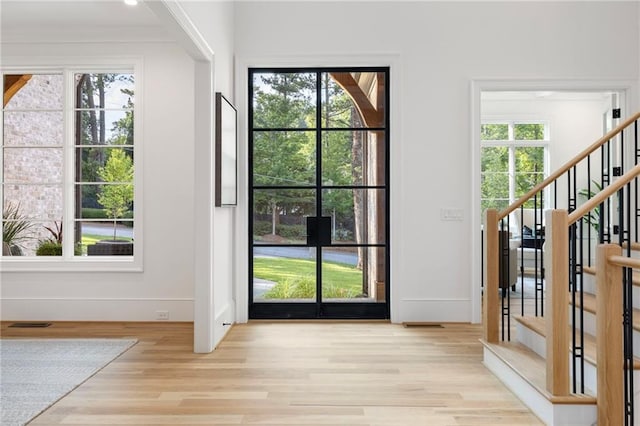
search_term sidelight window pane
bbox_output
[481,124,508,141]
[76,73,134,109]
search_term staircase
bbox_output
[482,112,640,425]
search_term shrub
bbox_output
[263,276,315,299]
[35,240,62,256]
[253,221,272,236]
[82,208,108,219]
[276,224,305,238]
[2,202,35,255]
[263,277,360,300]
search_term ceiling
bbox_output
[0,1,169,42]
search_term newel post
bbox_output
[545,209,570,396]
[596,243,624,426]
[483,208,499,343]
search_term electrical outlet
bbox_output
[156,310,169,320]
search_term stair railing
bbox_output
[484,111,640,345]
[595,244,632,426]
[566,165,640,424]
[541,165,640,400]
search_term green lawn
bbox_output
[254,257,363,299]
[81,234,132,246]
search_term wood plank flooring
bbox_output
[1,321,543,425]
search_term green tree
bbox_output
[97,149,134,240]
[77,73,134,209]
[480,123,545,213]
[481,146,509,213]
[252,73,316,235]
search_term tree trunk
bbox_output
[270,200,280,235]
[352,109,364,270]
[98,74,106,145]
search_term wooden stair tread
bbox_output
[514,315,640,369]
[570,291,640,332]
[481,339,596,405]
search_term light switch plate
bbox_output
[441,208,463,221]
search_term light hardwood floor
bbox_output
[1,321,542,425]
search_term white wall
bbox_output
[234,1,640,323]
[177,1,236,348]
[2,1,638,329]
[0,42,197,322]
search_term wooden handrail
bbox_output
[498,111,640,220]
[567,163,640,225]
[607,254,640,270]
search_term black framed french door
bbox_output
[248,67,389,319]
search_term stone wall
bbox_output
[3,74,64,254]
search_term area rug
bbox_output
[0,338,137,426]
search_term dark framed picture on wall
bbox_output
[215,92,238,206]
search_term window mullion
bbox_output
[63,70,75,259]
[508,146,516,205]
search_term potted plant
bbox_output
[2,202,34,256]
[578,180,603,234]
[578,180,603,262]
[36,221,62,256]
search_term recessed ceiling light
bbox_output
[124,0,138,6]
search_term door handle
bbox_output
[306,216,332,246]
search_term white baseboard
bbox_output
[214,302,234,348]
[0,298,193,321]
[397,298,471,323]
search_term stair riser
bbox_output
[574,362,640,425]
[516,321,546,359]
[518,321,640,414]
[570,310,640,358]
[483,347,597,426]
[582,273,640,307]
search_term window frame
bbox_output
[1,59,143,272]
[480,119,550,212]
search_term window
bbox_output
[2,69,137,265]
[480,121,548,213]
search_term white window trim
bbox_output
[1,57,143,272]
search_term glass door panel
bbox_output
[252,188,316,245]
[321,189,386,245]
[321,130,386,186]
[321,247,386,303]
[253,247,317,302]
[253,131,316,186]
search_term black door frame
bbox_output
[248,66,390,319]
